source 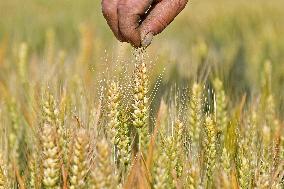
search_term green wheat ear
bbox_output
[17,42,28,83]
[204,115,217,188]
[185,160,199,189]
[116,110,131,179]
[153,145,168,189]
[7,100,20,167]
[28,155,36,189]
[28,142,41,189]
[132,53,149,154]
[259,61,279,165]
[281,134,284,163]
[107,80,120,146]
[159,119,185,188]
[213,78,228,143]
[69,128,89,189]
[76,24,93,65]
[45,28,55,65]
[221,147,231,175]
[0,156,7,189]
[163,136,176,188]
[173,120,184,178]
[0,171,5,189]
[188,83,203,151]
[237,146,251,189]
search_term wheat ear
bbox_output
[204,116,217,187]
[188,83,203,151]
[107,81,120,146]
[132,55,149,154]
[41,124,60,189]
[69,128,89,189]
[0,156,7,189]
[90,139,118,189]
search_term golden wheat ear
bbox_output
[41,124,61,189]
[69,128,89,189]
[132,51,149,156]
[90,138,119,189]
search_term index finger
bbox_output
[140,0,188,44]
[102,0,125,42]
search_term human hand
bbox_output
[102,0,188,48]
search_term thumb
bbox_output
[117,0,153,47]
[140,0,188,47]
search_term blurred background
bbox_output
[0,0,283,114]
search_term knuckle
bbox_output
[177,0,188,9]
[117,0,129,10]
[101,0,117,17]
[156,17,168,32]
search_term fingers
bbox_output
[102,0,188,48]
[117,0,153,47]
[102,0,125,42]
[140,0,188,42]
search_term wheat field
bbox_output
[0,0,283,188]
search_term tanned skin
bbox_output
[102,0,188,48]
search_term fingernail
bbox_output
[141,32,153,48]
